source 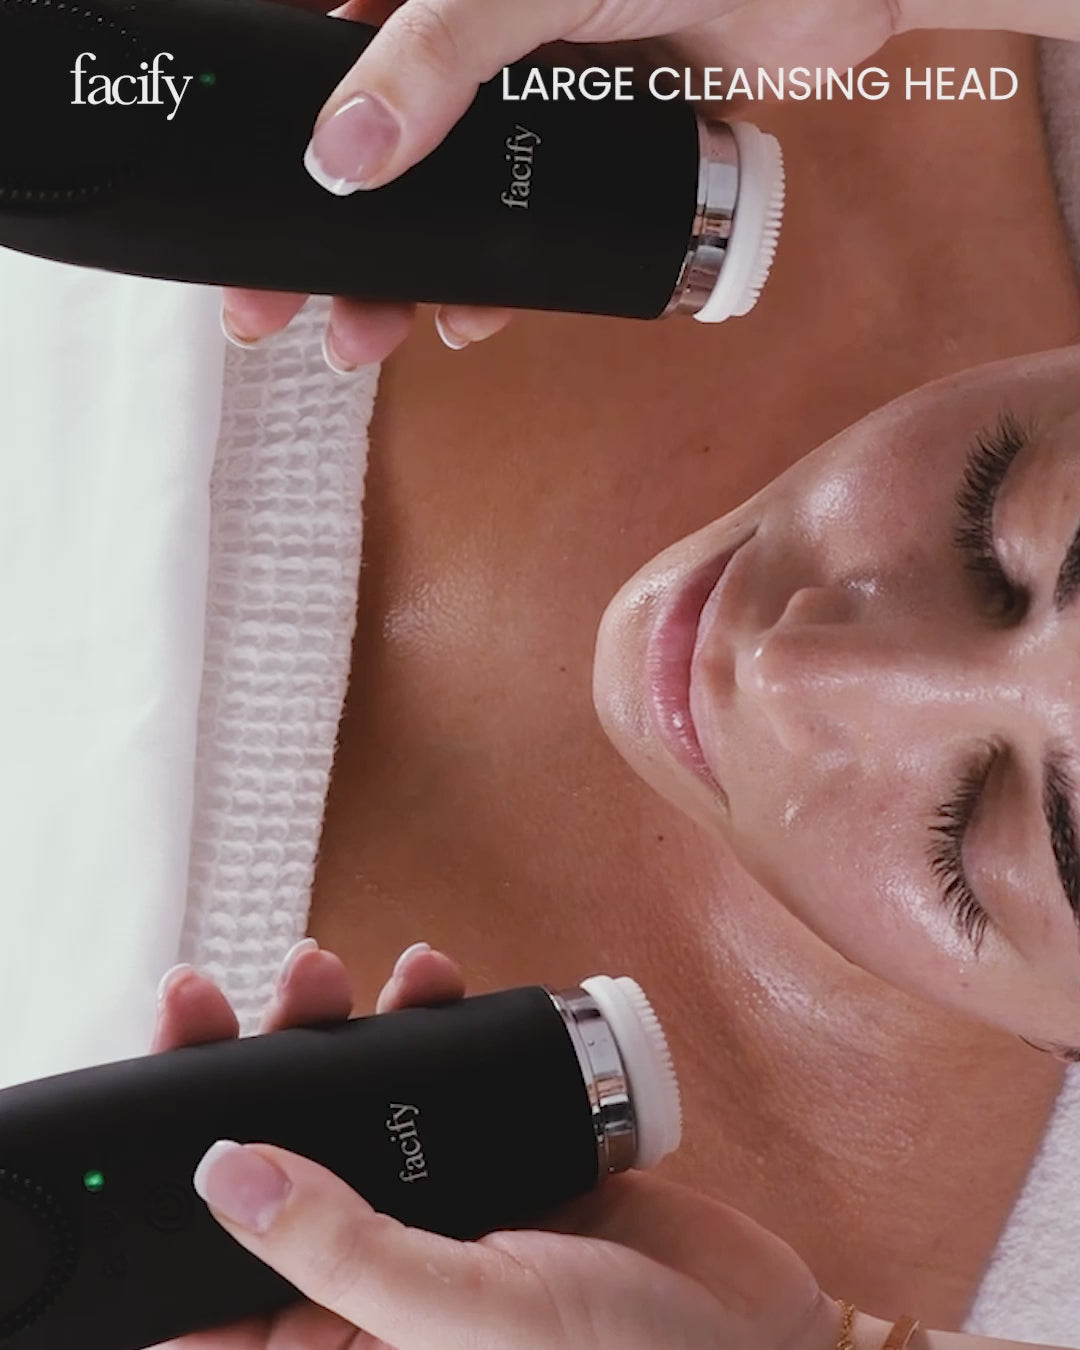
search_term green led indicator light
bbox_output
[82,1169,105,1192]
[199,72,216,86]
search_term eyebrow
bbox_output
[1043,754,1080,940]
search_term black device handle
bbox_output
[0,0,699,316]
[0,986,600,1349]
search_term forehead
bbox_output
[912,351,1080,436]
[803,353,1080,504]
[829,349,1080,461]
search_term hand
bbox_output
[223,0,1080,368]
[150,937,465,1347]
[153,939,840,1350]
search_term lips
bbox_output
[644,543,741,795]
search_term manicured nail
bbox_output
[321,327,357,375]
[193,1140,291,1233]
[434,311,470,350]
[220,304,261,349]
[304,92,401,196]
[393,941,431,977]
[277,937,319,987]
[156,962,195,1008]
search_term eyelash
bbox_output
[928,416,1034,950]
[928,743,1002,955]
[953,413,1031,624]
[1020,1037,1080,1064]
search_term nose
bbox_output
[735,583,976,755]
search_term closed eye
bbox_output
[1019,1036,1080,1064]
[953,413,1032,624]
[940,415,1080,967]
[928,743,1000,955]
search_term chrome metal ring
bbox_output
[663,117,740,317]
[547,986,637,1174]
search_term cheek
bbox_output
[723,750,980,990]
[786,445,955,587]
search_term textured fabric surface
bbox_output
[178,296,377,1037]
[966,1070,1080,1344]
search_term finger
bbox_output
[258,1296,382,1349]
[220,287,308,346]
[330,0,400,19]
[151,967,239,1053]
[900,0,1080,39]
[539,1172,756,1285]
[433,305,514,351]
[159,1294,376,1350]
[303,0,596,195]
[375,943,466,1013]
[149,1310,274,1348]
[192,1142,555,1349]
[194,1142,726,1350]
[539,1170,828,1349]
[324,295,417,370]
[258,941,356,1033]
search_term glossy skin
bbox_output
[594,349,1080,1051]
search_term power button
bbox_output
[143,1179,195,1233]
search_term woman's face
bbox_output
[594,346,1080,1053]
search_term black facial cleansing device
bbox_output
[0,0,784,321]
[0,976,681,1350]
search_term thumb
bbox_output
[191,1139,725,1350]
[191,1138,552,1349]
[303,0,589,196]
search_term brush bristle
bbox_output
[733,158,786,316]
[693,122,787,324]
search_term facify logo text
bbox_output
[501,124,541,210]
[71,52,193,122]
[387,1102,429,1183]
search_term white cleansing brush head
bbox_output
[580,975,683,1169]
[693,120,786,324]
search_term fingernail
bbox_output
[304,92,401,196]
[434,311,470,350]
[277,937,319,987]
[156,962,196,1008]
[393,941,431,977]
[193,1140,291,1233]
[220,304,261,349]
[321,327,357,375]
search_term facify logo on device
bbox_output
[387,1101,430,1183]
[501,125,541,210]
[71,51,195,122]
